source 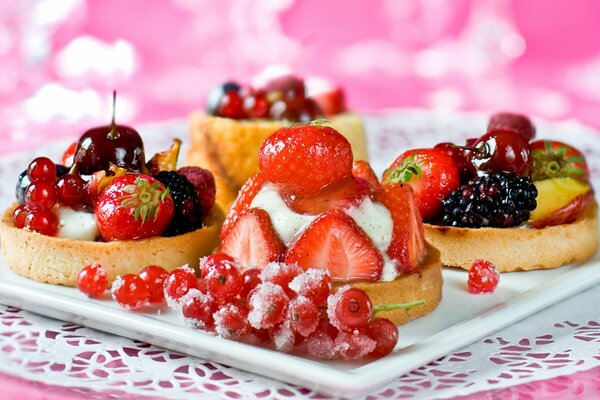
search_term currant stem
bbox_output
[372,299,426,316]
[107,90,119,141]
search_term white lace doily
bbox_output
[0,110,599,399]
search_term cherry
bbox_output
[180,290,215,330]
[111,274,150,310]
[328,287,372,331]
[74,92,146,175]
[164,266,200,305]
[240,268,261,300]
[488,112,536,142]
[434,142,475,183]
[61,142,77,167]
[206,81,241,115]
[24,207,58,236]
[205,260,243,301]
[214,300,251,340]
[12,204,28,228]
[139,265,169,304]
[367,318,398,358]
[25,181,58,209]
[468,259,500,294]
[77,264,108,298]
[247,282,289,329]
[200,253,238,278]
[468,130,531,176]
[27,157,56,183]
[287,296,319,337]
[288,269,331,306]
[56,174,86,209]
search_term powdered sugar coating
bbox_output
[272,321,295,352]
[213,302,250,339]
[288,268,331,305]
[247,282,289,329]
[179,289,214,331]
[326,285,351,331]
[306,326,337,360]
[287,296,319,337]
[335,329,376,360]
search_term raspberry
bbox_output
[468,259,500,294]
[178,166,216,215]
[154,171,202,236]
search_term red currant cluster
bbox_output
[206,76,325,122]
[12,157,87,236]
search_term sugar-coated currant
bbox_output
[111,274,150,310]
[367,318,398,358]
[327,287,372,331]
[468,259,500,294]
[77,264,108,298]
[139,265,169,304]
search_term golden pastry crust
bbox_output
[424,201,599,272]
[187,112,367,208]
[0,205,224,287]
[333,244,443,325]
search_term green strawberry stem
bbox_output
[383,154,422,184]
[372,299,426,317]
[107,90,119,141]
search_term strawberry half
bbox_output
[220,208,284,268]
[284,208,383,281]
[375,183,426,274]
[221,172,266,240]
[352,160,381,191]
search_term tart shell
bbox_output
[0,204,224,287]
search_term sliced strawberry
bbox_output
[284,208,383,281]
[375,183,426,274]
[220,208,284,268]
[221,173,267,240]
[352,160,381,191]
[530,191,593,229]
[283,175,370,215]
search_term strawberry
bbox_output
[310,87,347,117]
[529,191,593,229]
[382,148,460,221]
[283,175,370,215]
[95,174,174,241]
[220,208,285,268]
[258,125,353,197]
[221,172,266,240]
[352,160,381,191]
[284,208,383,281]
[530,140,589,182]
[375,183,426,274]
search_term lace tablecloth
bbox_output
[0,111,599,399]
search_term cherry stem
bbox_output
[107,90,119,140]
[449,143,488,157]
[372,299,425,316]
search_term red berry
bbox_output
[288,268,331,306]
[352,160,381,191]
[214,300,251,339]
[240,268,261,300]
[139,265,169,304]
[247,282,289,329]
[468,259,500,294]
[61,142,77,167]
[218,91,247,120]
[27,157,56,183]
[12,204,28,228]
[327,286,372,332]
[334,329,376,360]
[260,262,302,298]
[77,264,108,298]
[258,125,353,197]
[205,260,243,301]
[287,296,319,337]
[488,112,536,142]
[24,207,59,236]
[306,319,338,360]
[367,318,398,358]
[434,142,475,183]
[180,290,215,330]
[177,166,216,215]
[25,181,58,209]
[469,130,531,177]
[164,266,200,307]
[56,174,86,209]
[243,89,270,119]
[200,253,238,278]
[111,274,150,310]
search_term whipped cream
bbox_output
[56,207,99,241]
[250,184,398,281]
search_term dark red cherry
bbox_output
[434,142,475,183]
[469,130,531,176]
[487,112,536,142]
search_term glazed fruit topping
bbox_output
[25,181,58,209]
[77,264,108,298]
[468,130,531,177]
[177,166,216,216]
[530,140,589,182]
[433,142,475,183]
[11,204,28,229]
[55,174,87,209]
[487,112,536,142]
[467,259,500,294]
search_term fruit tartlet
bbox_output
[382,112,598,271]
[187,70,367,208]
[0,101,223,286]
[215,123,442,325]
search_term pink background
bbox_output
[1,0,600,398]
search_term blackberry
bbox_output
[154,171,203,236]
[440,172,537,228]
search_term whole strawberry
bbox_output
[258,124,353,197]
[530,140,589,182]
[96,174,174,241]
[382,148,460,221]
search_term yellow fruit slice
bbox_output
[530,178,591,221]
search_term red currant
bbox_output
[247,282,289,329]
[12,204,28,228]
[260,262,302,297]
[200,253,238,278]
[240,268,261,300]
[214,300,251,339]
[139,265,168,304]
[306,319,338,360]
[24,207,59,236]
[468,259,500,294]
[367,318,398,358]
[164,266,200,306]
[334,329,376,360]
[180,290,215,330]
[77,264,108,298]
[205,261,243,301]
[218,91,246,119]
[111,274,150,310]
[469,130,531,176]
[56,174,86,209]
[25,181,58,209]
[289,268,331,306]
[328,286,372,331]
[27,157,57,183]
[287,296,319,337]
[243,89,270,119]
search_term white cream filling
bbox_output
[56,207,99,241]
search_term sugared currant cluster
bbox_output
[13,157,86,236]
[207,75,328,122]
